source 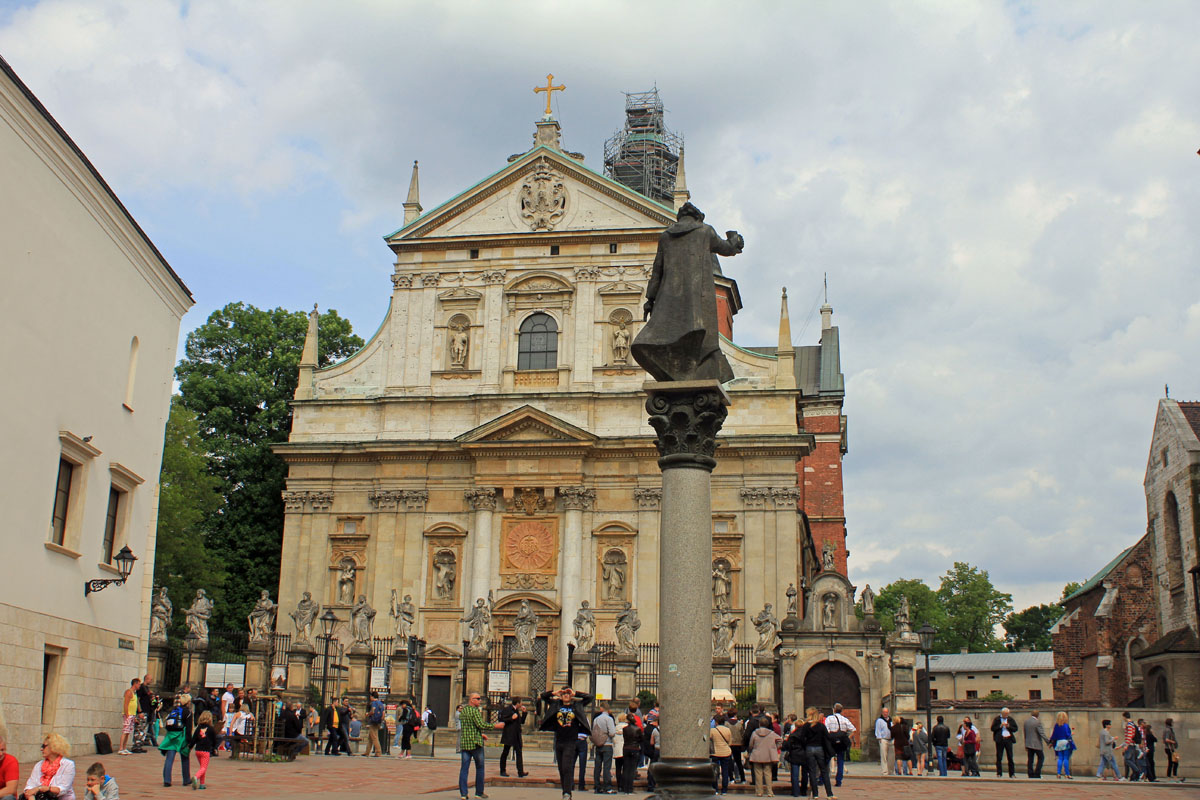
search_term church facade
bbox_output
[274,113,900,730]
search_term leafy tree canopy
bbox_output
[858,578,947,642]
[174,302,363,631]
[935,562,1013,653]
[1003,603,1062,652]
[1060,581,1083,601]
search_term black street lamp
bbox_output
[1189,564,1200,629]
[84,545,137,596]
[917,622,937,760]
[319,608,338,709]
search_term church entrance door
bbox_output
[427,675,452,730]
[803,661,861,732]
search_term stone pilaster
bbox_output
[464,652,490,699]
[613,654,639,705]
[509,652,536,701]
[390,645,411,700]
[558,486,594,679]
[754,656,777,713]
[286,644,316,698]
[465,488,497,604]
[244,640,272,691]
[712,658,735,700]
[346,646,374,701]
[146,641,170,691]
[570,650,596,695]
[180,632,208,692]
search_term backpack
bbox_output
[426,710,438,731]
[165,706,185,732]
[590,716,610,747]
[367,702,383,726]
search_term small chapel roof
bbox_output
[926,651,1055,672]
[1062,543,1137,603]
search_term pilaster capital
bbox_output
[282,491,307,511]
[482,269,507,285]
[402,489,429,510]
[739,487,771,508]
[771,487,801,507]
[420,272,440,287]
[391,273,413,289]
[368,489,403,510]
[560,486,595,511]
[633,488,662,510]
[308,491,334,511]
[465,487,498,511]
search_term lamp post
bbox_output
[319,608,337,709]
[1189,564,1200,630]
[917,622,937,760]
[83,545,137,596]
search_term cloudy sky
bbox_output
[5,0,1198,615]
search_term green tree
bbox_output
[175,302,363,631]
[1060,581,1083,601]
[153,396,226,636]
[935,562,1013,653]
[1002,603,1061,651]
[859,578,948,642]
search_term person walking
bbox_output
[958,717,980,777]
[873,708,893,777]
[645,717,661,793]
[457,692,493,800]
[136,676,157,749]
[498,696,528,778]
[1096,719,1120,781]
[539,686,593,800]
[159,695,193,787]
[364,691,385,758]
[1023,709,1047,778]
[322,701,343,756]
[930,716,951,777]
[747,717,781,797]
[709,714,734,795]
[1164,717,1179,781]
[990,707,1018,778]
[189,711,219,790]
[394,700,416,759]
[1048,711,1075,779]
[823,704,855,788]
[590,703,617,794]
[1121,711,1144,781]
[727,711,746,784]
[619,714,643,794]
[23,733,75,800]
[1142,721,1157,782]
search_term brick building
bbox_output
[1050,535,1159,706]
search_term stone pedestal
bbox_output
[886,632,920,714]
[644,379,730,800]
[712,659,735,700]
[464,651,490,699]
[778,621,802,716]
[509,652,536,701]
[244,640,272,691]
[146,641,170,690]
[571,651,596,695]
[286,642,316,697]
[613,654,639,704]
[346,645,374,699]
[181,633,208,691]
[389,648,411,700]
[754,657,777,713]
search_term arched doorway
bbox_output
[804,661,862,731]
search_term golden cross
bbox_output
[534,73,565,116]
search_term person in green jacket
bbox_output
[159,694,192,787]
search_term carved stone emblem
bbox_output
[519,157,567,231]
[503,520,556,572]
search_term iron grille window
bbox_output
[518,313,558,370]
[50,459,73,545]
[102,486,121,562]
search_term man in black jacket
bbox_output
[322,701,344,755]
[930,716,951,777]
[540,686,593,799]
[991,708,1019,778]
[499,696,529,777]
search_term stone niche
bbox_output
[424,523,467,607]
[805,572,858,632]
[594,522,635,607]
[328,516,367,607]
[499,515,558,590]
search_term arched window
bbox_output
[1164,491,1184,588]
[518,313,558,370]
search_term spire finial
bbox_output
[776,286,797,390]
[403,160,422,225]
[673,146,691,212]
[534,73,565,118]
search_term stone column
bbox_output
[146,641,170,690]
[644,379,730,799]
[509,652,536,701]
[463,652,490,699]
[286,641,316,698]
[244,640,272,691]
[571,650,597,696]
[754,656,777,713]
[346,645,374,701]
[390,645,411,700]
[558,487,594,679]
[613,654,639,705]
[181,632,208,691]
[466,489,497,605]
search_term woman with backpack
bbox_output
[159,695,193,787]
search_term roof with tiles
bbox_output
[1176,401,1200,441]
[926,651,1055,672]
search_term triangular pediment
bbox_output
[387,146,675,242]
[456,404,597,446]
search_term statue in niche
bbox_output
[449,322,470,369]
[822,541,836,572]
[149,586,172,643]
[612,321,630,365]
[337,558,356,605]
[822,593,837,629]
[351,594,376,645]
[247,590,277,643]
[785,583,798,617]
[185,589,213,644]
[433,550,457,600]
[712,607,739,659]
[894,594,911,631]
[513,600,539,654]
[712,559,732,610]
[751,602,779,657]
[572,600,596,653]
[616,601,641,655]
[390,589,416,641]
[859,584,876,617]
[290,591,319,643]
[602,550,626,601]
[461,594,493,654]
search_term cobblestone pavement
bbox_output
[84,750,1195,800]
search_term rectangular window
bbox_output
[1030,674,1039,679]
[102,487,122,563]
[469,249,479,259]
[929,689,938,700]
[928,675,936,681]
[966,675,975,680]
[1028,689,1042,700]
[50,459,74,545]
[609,243,617,254]
[1162,448,1169,468]
[43,646,64,726]
[965,690,978,699]
[550,245,560,255]
[992,675,1000,679]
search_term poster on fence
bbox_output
[270,665,287,691]
[487,670,510,693]
[371,666,388,690]
[204,663,245,688]
[594,674,614,701]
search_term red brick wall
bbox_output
[716,287,734,339]
[797,406,847,575]
[1051,534,1159,706]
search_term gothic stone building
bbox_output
[274,115,893,728]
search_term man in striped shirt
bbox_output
[458,693,496,800]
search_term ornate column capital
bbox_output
[368,489,403,510]
[402,490,429,511]
[739,487,770,508]
[771,487,801,507]
[465,487,497,511]
[391,273,413,289]
[633,487,662,510]
[573,266,600,281]
[644,381,730,471]
[282,491,307,511]
[560,486,595,511]
[482,269,506,284]
[420,272,440,287]
[308,491,334,511]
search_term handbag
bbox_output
[1054,738,1070,752]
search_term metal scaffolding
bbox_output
[603,88,683,205]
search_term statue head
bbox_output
[581,600,590,609]
[404,594,412,603]
[357,594,366,603]
[677,201,705,222]
[302,591,312,602]
[261,590,269,599]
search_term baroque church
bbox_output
[274,88,910,734]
